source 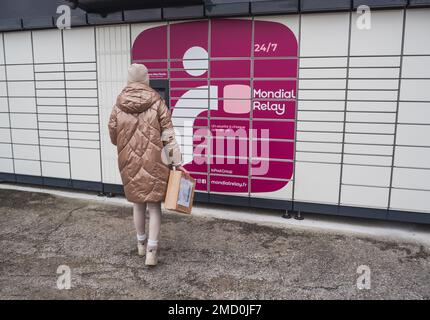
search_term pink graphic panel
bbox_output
[132,18,298,194]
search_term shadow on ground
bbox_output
[0,188,429,299]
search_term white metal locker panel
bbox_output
[347,90,398,101]
[40,146,69,162]
[350,10,403,56]
[294,162,341,204]
[343,144,393,156]
[7,82,35,97]
[5,65,33,81]
[349,56,400,67]
[65,63,96,72]
[8,98,36,113]
[0,66,5,81]
[341,185,389,208]
[0,33,4,64]
[0,113,9,127]
[250,180,293,201]
[13,144,40,160]
[0,158,13,173]
[299,68,347,78]
[343,154,392,166]
[345,123,395,134]
[300,90,345,100]
[300,12,349,57]
[96,25,130,185]
[0,98,8,112]
[32,29,63,63]
[298,111,344,122]
[14,159,40,176]
[398,102,430,124]
[0,82,6,96]
[298,100,345,111]
[63,27,96,63]
[400,80,430,102]
[41,162,70,179]
[3,31,33,64]
[300,57,347,67]
[0,128,11,143]
[342,164,391,187]
[402,56,430,79]
[0,142,12,157]
[11,129,38,144]
[347,101,397,112]
[403,8,430,55]
[296,141,342,153]
[390,189,430,213]
[394,146,430,169]
[70,148,101,181]
[396,125,430,147]
[299,79,346,90]
[10,113,37,129]
[34,64,63,72]
[349,79,398,90]
[393,168,430,190]
[295,152,342,163]
[297,121,344,132]
[346,112,396,123]
[348,68,399,78]
[296,131,343,143]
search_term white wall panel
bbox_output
[96,25,130,184]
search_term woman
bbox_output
[108,63,188,266]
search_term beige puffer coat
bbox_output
[108,82,182,203]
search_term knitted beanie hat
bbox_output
[127,63,149,85]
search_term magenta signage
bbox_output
[132,19,298,194]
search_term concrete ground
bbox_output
[0,186,429,300]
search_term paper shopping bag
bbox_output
[164,169,196,214]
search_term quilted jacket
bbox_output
[108,82,182,203]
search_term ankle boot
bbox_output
[137,241,146,257]
[145,247,158,266]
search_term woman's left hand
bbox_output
[176,165,190,177]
